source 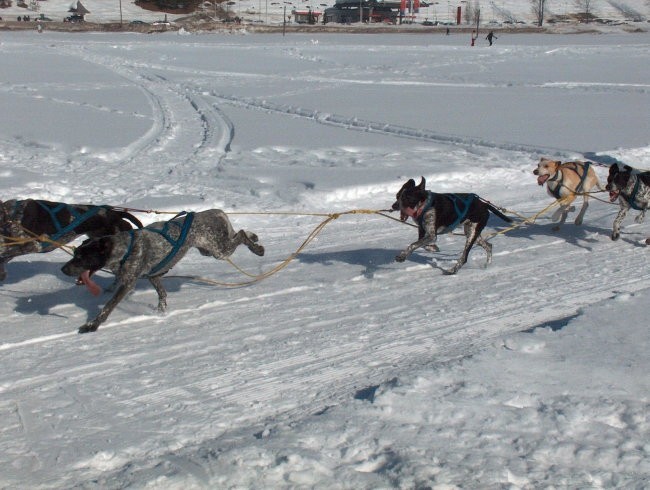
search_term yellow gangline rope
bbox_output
[169,209,383,287]
[484,198,563,240]
[0,195,613,288]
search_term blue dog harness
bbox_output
[416,191,477,234]
[624,172,650,211]
[120,212,195,277]
[14,200,108,250]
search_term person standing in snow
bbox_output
[486,31,497,46]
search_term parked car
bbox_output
[130,20,149,25]
[64,14,84,23]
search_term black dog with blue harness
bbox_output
[606,163,650,241]
[392,177,512,275]
[0,198,142,280]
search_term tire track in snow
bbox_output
[47,46,234,180]
[208,90,574,156]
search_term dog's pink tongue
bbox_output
[79,270,102,297]
[537,175,548,186]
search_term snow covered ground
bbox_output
[0,29,649,488]
[2,0,650,25]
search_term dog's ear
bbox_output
[417,176,426,190]
[79,236,113,258]
[405,178,415,188]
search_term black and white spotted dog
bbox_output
[392,177,512,275]
[0,199,142,280]
[61,209,264,333]
[605,163,650,241]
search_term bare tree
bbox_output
[464,0,481,24]
[575,0,595,22]
[531,0,546,26]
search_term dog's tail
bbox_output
[120,211,144,229]
[481,199,513,223]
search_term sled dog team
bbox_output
[0,159,648,333]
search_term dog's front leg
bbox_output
[396,212,437,262]
[635,209,646,224]
[79,283,134,333]
[553,196,575,230]
[611,206,629,241]
[574,197,589,226]
[148,275,168,313]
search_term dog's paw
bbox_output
[395,253,407,263]
[635,214,645,224]
[611,232,620,241]
[78,323,99,334]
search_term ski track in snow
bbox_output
[0,34,649,487]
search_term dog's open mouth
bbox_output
[77,270,102,297]
[400,210,409,222]
[537,174,549,186]
[609,190,620,202]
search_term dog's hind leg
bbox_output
[148,275,168,313]
[222,230,264,257]
[445,221,482,275]
[635,210,646,224]
[574,195,589,226]
[237,230,265,256]
[475,235,493,266]
[197,229,264,259]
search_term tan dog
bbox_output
[533,158,602,230]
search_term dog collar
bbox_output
[414,200,427,219]
[548,170,561,183]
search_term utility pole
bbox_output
[119,0,123,26]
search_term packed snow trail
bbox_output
[1,203,649,487]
